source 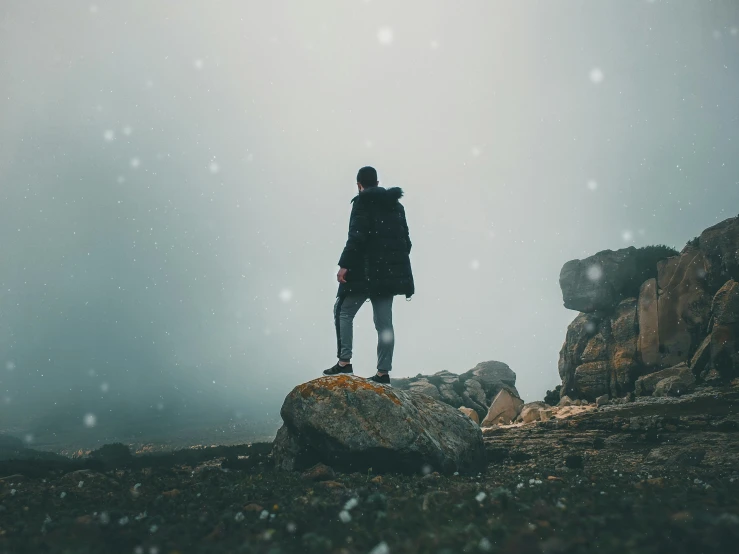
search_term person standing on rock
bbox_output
[323,166,414,384]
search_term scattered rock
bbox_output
[481,389,523,426]
[300,463,335,482]
[595,394,610,407]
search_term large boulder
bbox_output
[653,368,696,397]
[459,361,517,403]
[480,389,523,426]
[656,247,712,368]
[635,363,691,397]
[698,215,739,291]
[559,247,641,313]
[273,375,486,475]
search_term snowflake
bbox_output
[589,67,604,84]
[83,413,97,428]
[279,289,293,302]
[586,265,603,281]
[587,179,598,191]
[377,26,393,45]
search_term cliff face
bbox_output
[558,215,739,401]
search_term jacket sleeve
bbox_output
[400,204,412,254]
[338,200,371,269]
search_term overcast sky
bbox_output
[1,1,738,442]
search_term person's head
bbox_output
[356,166,378,192]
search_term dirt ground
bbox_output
[1,387,738,554]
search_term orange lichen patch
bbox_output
[296,375,402,405]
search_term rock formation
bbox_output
[558,214,739,401]
[273,375,486,475]
[391,360,519,422]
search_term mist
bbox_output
[1,0,738,448]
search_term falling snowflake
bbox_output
[122,125,133,136]
[116,175,125,184]
[103,130,115,142]
[479,538,493,552]
[130,157,141,169]
[475,491,487,502]
[586,265,603,281]
[589,67,604,84]
[338,510,352,523]
[83,413,97,428]
[471,146,481,157]
[377,26,393,45]
[279,288,293,302]
[100,382,109,393]
[470,259,480,270]
[209,161,220,174]
[731,27,738,36]
[365,139,374,148]
[24,434,34,444]
[587,179,598,191]
[430,40,439,50]
[193,58,204,70]
[5,361,15,371]
[585,321,597,334]
[89,5,99,14]
[369,541,390,554]
[380,329,394,344]
[622,230,634,242]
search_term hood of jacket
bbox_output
[351,186,404,205]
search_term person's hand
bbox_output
[337,268,348,283]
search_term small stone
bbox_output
[595,394,610,407]
[300,463,335,482]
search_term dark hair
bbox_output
[357,166,378,188]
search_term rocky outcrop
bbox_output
[273,375,486,475]
[559,298,639,401]
[698,216,739,290]
[481,389,523,426]
[558,215,739,400]
[656,247,711,368]
[693,279,739,379]
[391,361,519,421]
[559,247,642,313]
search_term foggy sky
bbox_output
[1,1,739,444]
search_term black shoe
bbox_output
[323,362,353,376]
[368,373,390,385]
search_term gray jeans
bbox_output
[334,294,394,372]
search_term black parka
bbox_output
[337,186,414,298]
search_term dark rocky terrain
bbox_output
[2,381,738,554]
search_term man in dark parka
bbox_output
[323,166,414,384]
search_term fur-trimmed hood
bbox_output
[351,186,404,204]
